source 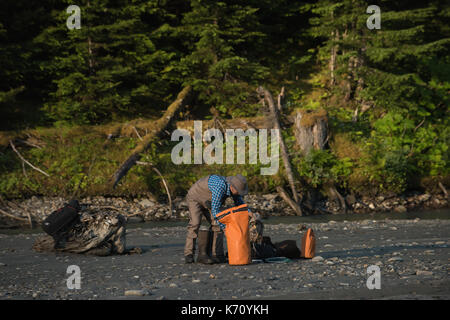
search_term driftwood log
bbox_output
[112,86,192,188]
[32,210,128,256]
[293,109,328,155]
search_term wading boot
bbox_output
[210,230,226,263]
[185,254,194,264]
[196,229,214,264]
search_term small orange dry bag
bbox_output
[300,228,316,259]
[217,204,251,265]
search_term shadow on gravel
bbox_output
[135,243,184,253]
[320,244,446,259]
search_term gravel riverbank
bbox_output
[0,191,448,228]
[0,217,449,300]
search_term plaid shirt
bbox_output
[208,175,245,229]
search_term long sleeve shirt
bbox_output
[207,175,246,229]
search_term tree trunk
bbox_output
[330,29,339,86]
[112,86,192,188]
[257,86,300,208]
[293,109,329,155]
[276,186,302,216]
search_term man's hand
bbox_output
[248,211,261,223]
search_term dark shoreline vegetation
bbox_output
[0,1,449,225]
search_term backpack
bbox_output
[300,228,316,258]
[251,236,277,259]
[274,240,301,259]
[42,200,81,242]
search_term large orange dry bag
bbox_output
[300,228,316,258]
[217,204,251,265]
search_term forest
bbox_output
[0,0,449,208]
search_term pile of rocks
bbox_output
[328,192,449,214]
[0,190,448,226]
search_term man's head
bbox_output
[226,174,248,196]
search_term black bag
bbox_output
[274,240,302,259]
[251,236,277,259]
[42,200,81,240]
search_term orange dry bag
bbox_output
[300,228,316,258]
[217,204,251,265]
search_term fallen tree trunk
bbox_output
[276,186,303,216]
[176,116,271,133]
[112,86,192,188]
[257,86,301,215]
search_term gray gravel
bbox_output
[0,218,449,300]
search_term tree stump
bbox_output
[293,109,329,155]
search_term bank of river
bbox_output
[0,210,449,300]
[1,208,448,235]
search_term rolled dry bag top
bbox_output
[300,228,316,259]
[217,204,251,265]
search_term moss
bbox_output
[330,132,361,160]
[296,108,328,128]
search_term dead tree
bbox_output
[257,86,302,216]
[293,109,329,155]
[112,86,192,188]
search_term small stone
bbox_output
[169,283,178,288]
[209,274,216,279]
[394,205,407,213]
[124,290,148,296]
[388,257,403,262]
[139,199,154,208]
[312,256,324,262]
[157,296,167,300]
[192,279,201,283]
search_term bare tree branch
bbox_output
[9,140,50,177]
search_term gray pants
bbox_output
[184,196,221,256]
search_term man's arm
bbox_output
[208,176,227,228]
[232,195,258,220]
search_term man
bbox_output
[184,174,255,264]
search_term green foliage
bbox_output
[295,149,353,188]
[0,0,448,198]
